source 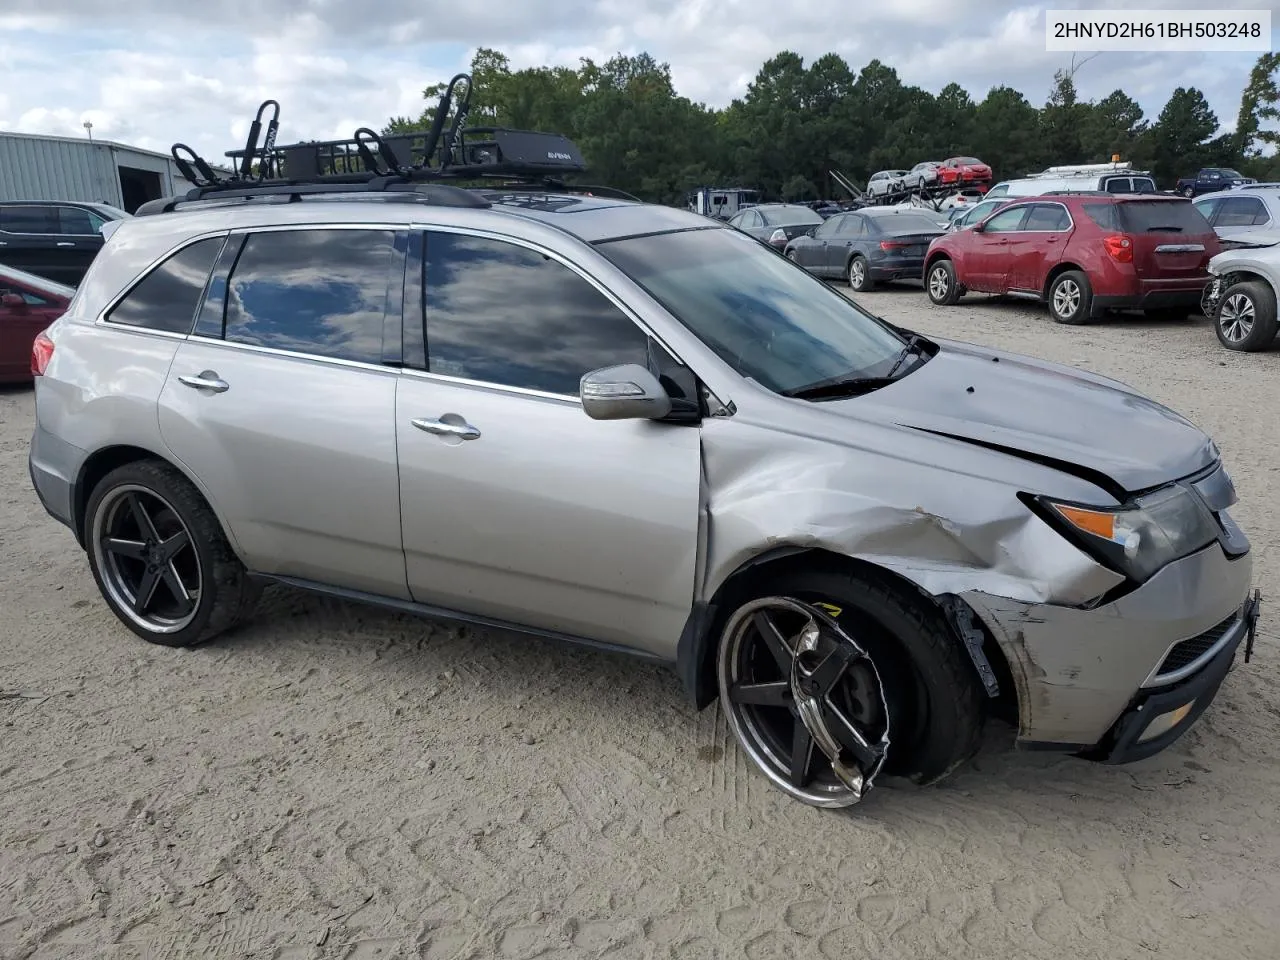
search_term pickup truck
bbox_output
[1176,167,1257,198]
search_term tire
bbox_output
[715,566,984,808]
[1215,279,1279,351]
[848,255,874,291]
[1047,270,1092,325]
[84,459,261,647]
[1182,186,1195,198]
[926,258,961,305]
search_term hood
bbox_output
[1215,229,1280,252]
[821,339,1217,497]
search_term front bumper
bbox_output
[1083,589,1261,763]
[964,539,1255,748]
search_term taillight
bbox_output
[769,228,787,244]
[1103,234,1133,263]
[31,331,54,377]
[879,241,906,250]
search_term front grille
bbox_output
[1153,613,1237,679]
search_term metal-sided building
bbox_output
[0,131,226,213]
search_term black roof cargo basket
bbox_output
[139,74,618,216]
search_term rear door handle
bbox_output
[411,417,480,440]
[178,371,229,393]
[56,242,75,247]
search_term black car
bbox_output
[783,208,946,291]
[726,203,825,251]
[0,200,132,286]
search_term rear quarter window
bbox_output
[1119,201,1213,234]
[1082,203,1122,231]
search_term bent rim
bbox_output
[90,483,202,634]
[1219,292,1256,343]
[718,596,891,808]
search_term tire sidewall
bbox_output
[849,256,869,290]
[85,462,224,647]
[716,568,982,786]
[1216,280,1279,351]
[926,259,956,305]
[1048,271,1091,324]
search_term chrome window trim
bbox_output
[182,333,403,379]
[93,229,234,328]
[411,221,690,371]
[1015,201,1075,233]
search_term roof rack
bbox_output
[138,75,608,217]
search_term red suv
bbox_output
[923,194,1221,324]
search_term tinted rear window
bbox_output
[879,214,945,234]
[1119,200,1213,233]
[1082,203,1121,230]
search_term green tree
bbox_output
[1081,90,1148,166]
[1146,86,1219,186]
[1040,70,1088,165]
[1233,52,1280,159]
[972,85,1044,178]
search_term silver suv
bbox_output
[27,127,1262,810]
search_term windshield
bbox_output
[954,157,982,165]
[763,206,823,226]
[596,227,909,394]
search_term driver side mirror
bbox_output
[971,220,986,232]
[1,293,25,308]
[580,363,673,421]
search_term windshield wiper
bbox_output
[884,333,927,379]
[784,334,930,401]
[782,376,899,400]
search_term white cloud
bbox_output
[0,0,1271,165]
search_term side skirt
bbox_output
[258,574,672,665]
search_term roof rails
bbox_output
[139,75,606,217]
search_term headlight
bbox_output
[1040,484,1221,582]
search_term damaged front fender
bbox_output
[698,417,1123,610]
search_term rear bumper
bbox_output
[871,257,927,281]
[1091,279,1210,314]
[29,421,83,536]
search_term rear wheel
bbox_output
[1182,186,1195,199]
[926,258,961,305]
[1216,280,1279,351]
[1047,270,1092,324]
[85,460,261,647]
[715,568,984,808]
[848,255,873,291]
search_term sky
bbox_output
[1,1,1277,163]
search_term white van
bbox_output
[985,162,1157,200]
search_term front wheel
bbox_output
[715,569,984,808]
[1047,270,1092,324]
[1216,279,1279,351]
[85,460,261,647]
[926,259,961,305]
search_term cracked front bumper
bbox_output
[963,542,1255,749]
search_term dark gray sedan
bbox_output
[727,203,825,252]
[784,209,946,291]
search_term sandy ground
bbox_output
[1,288,1278,960]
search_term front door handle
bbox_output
[56,242,75,247]
[411,417,480,440]
[178,371,229,393]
